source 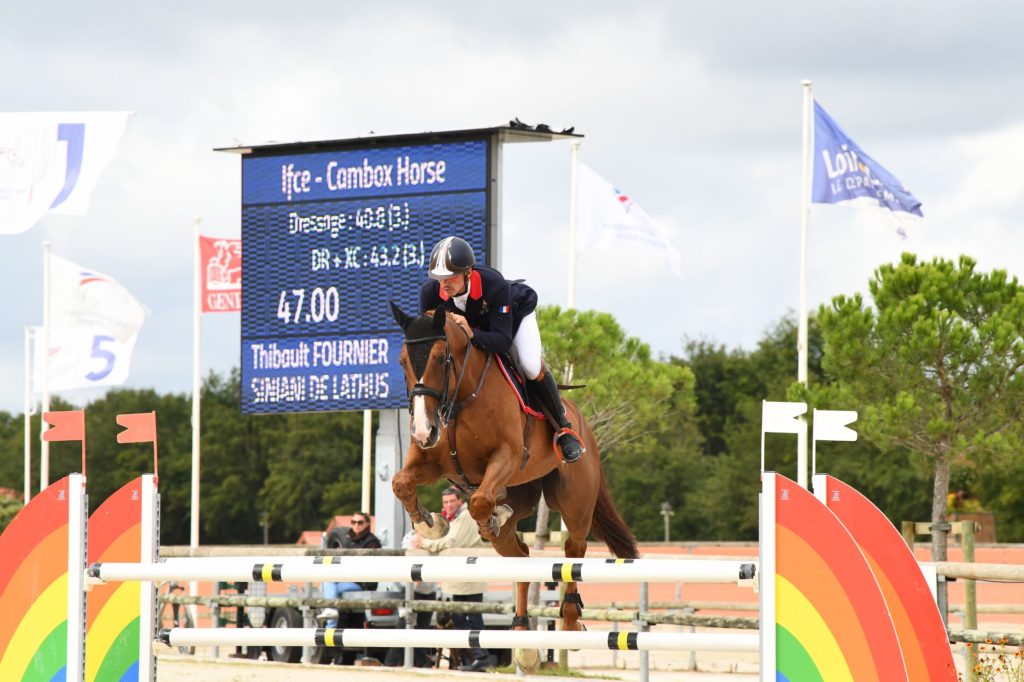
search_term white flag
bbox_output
[0,112,129,234]
[761,400,807,435]
[35,253,147,391]
[813,409,858,443]
[575,162,682,278]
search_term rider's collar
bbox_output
[438,270,483,302]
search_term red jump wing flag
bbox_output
[42,410,85,442]
[116,411,157,443]
[116,411,158,478]
[42,409,87,475]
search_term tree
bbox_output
[813,253,1024,564]
[533,306,702,541]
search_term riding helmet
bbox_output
[428,236,476,280]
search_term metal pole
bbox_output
[191,217,203,626]
[23,327,35,504]
[362,410,372,513]
[40,242,51,491]
[567,142,580,309]
[797,79,813,488]
[404,582,414,669]
[639,582,649,682]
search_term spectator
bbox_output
[319,511,380,627]
[412,487,497,672]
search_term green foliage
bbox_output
[812,253,1024,553]
[536,306,703,540]
[0,493,21,534]
[1,286,1018,547]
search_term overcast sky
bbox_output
[4,1,1024,413]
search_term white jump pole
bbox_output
[159,627,761,653]
[92,556,757,586]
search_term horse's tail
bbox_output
[591,471,639,559]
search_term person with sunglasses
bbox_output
[319,512,381,628]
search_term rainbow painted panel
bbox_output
[819,475,957,681]
[772,474,908,681]
[86,478,144,682]
[0,477,73,681]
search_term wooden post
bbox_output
[963,521,978,682]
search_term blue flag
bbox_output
[811,100,922,217]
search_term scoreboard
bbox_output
[239,137,493,413]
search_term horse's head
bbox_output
[391,302,467,450]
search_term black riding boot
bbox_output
[532,370,585,463]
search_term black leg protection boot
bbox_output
[532,370,585,463]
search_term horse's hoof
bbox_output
[514,648,540,674]
[414,513,449,540]
[494,504,513,527]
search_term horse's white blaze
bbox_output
[411,393,431,443]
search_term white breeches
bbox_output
[511,312,543,380]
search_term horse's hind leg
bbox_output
[546,477,592,633]
[560,534,588,632]
[391,446,448,538]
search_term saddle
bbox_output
[494,354,546,420]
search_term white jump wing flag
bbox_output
[813,409,858,443]
[35,253,148,391]
[0,112,129,234]
[576,162,682,278]
[761,401,807,435]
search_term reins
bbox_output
[403,320,493,490]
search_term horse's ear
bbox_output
[432,308,447,333]
[390,301,413,330]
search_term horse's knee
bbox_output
[469,492,495,521]
[392,471,415,500]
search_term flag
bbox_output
[813,409,858,442]
[576,162,682,278]
[116,411,157,443]
[200,236,242,312]
[761,400,807,435]
[811,101,922,227]
[42,410,85,442]
[0,112,129,234]
[36,253,148,391]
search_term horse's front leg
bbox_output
[467,445,516,541]
[392,445,448,539]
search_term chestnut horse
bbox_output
[389,304,638,646]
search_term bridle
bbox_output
[404,323,473,428]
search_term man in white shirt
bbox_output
[411,487,497,672]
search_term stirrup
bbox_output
[553,428,585,463]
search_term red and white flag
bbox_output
[200,236,241,313]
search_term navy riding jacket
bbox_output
[419,265,538,356]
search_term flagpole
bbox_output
[567,141,580,309]
[23,327,35,504]
[797,79,813,488]
[191,218,202,609]
[41,242,52,491]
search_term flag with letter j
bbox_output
[811,101,922,218]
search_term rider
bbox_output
[419,236,585,463]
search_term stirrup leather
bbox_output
[553,427,585,462]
